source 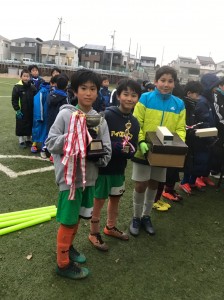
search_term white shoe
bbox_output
[40,150,47,159]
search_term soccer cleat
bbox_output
[179,183,192,194]
[56,262,89,280]
[31,145,38,153]
[19,142,27,149]
[153,201,168,211]
[103,226,129,240]
[69,246,86,264]
[40,150,47,159]
[201,176,215,187]
[157,199,171,209]
[162,190,183,202]
[25,140,32,147]
[129,217,141,236]
[195,177,206,187]
[141,216,155,235]
[88,233,109,251]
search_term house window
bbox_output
[5,44,8,48]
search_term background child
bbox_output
[192,73,220,188]
[129,66,186,236]
[179,81,204,193]
[45,69,111,280]
[28,64,45,91]
[11,68,37,148]
[89,79,141,251]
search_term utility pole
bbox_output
[45,17,62,64]
[161,46,165,66]
[109,30,115,71]
[126,38,131,71]
[58,17,62,65]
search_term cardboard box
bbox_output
[145,132,188,168]
[156,126,173,145]
[195,127,218,137]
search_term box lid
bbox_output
[146,132,188,155]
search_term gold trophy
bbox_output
[123,121,132,153]
[86,113,107,158]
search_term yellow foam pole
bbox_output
[0,205,56,218]
[0,215,52,236]
[0,212,56,229]
[0,208,57,223]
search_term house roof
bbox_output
[197,56,215,64]
[11,37,43,44]
[82,44,106,51]
[0,35,11,43]
[43,40,78,49]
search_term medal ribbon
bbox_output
[62,111,92,200]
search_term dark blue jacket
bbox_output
[47,89,68,133]
[99,106,140,175]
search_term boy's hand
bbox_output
[139,142,149,155]
[16,110,23,119]
[112,142,123,154]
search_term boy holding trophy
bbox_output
[89,79,141,251]
[45,69,111,279]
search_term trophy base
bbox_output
[87,140,107,158]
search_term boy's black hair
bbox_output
[70,69,101,93]
[60,72,70,82]
[145,82,155,90]
[101,75,109,82]
[51,67,61,76]
[184,81,202,96]
[56,75,68,90]
[20,68,30,76]
[28,64,39,72]
[155,66,177,82]
[50,74,59,84]
[116,79,142,98]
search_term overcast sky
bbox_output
[1,0,223,65]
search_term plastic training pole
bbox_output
[0,208,56,223]
[0,205,56,218]
[0,215,52,236]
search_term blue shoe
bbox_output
[129,217,141,236]
[141,216,155,235]
[56,262,89,280]
[69,246,86,264]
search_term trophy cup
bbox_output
[122,121,134,153]
[86,113,107,158]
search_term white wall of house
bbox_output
[0,37,10,61]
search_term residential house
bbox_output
[10,37,42,62]
[103,49,123,71]
[196,56,216,75]
[170,56,200,83]
[216,61,224,72]
[0,35,11,61]
[140,56,156,69]
[122,52,136,72]
[79,44,106,69]
[41,40,79,67]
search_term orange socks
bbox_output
[57,224,78,268]
[90,199,105,234]
[106,197,119,228]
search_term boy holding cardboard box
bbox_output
[129,66,186,236]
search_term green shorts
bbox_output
[95,174,125,199]
[56,187,95,225]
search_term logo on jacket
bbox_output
[170,106,175,111]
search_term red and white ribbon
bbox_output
[122,134,135,153]
[62,111,92,200]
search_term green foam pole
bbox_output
[0,205,56,218]
[0,208,57,223]
[0,215,52,236]
[0,213,55,229]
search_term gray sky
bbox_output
[1,0,223,65]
